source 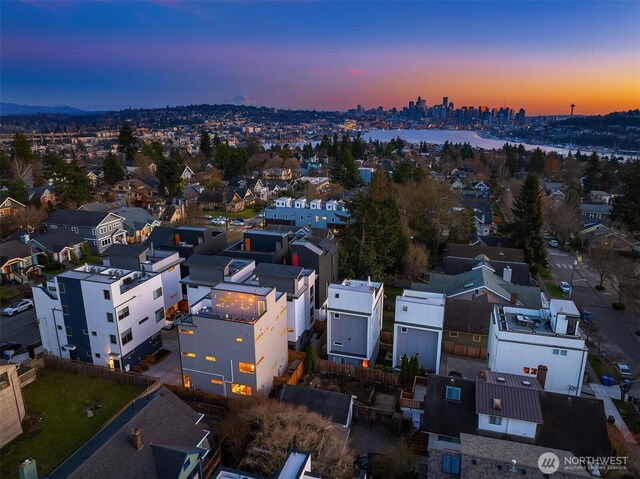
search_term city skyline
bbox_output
[2,1,639,115]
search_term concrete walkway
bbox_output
[589,384,634,442]
[143,328,182,386]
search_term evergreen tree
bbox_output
[103,152,124,185]
[504,144,518,176]
[157,150,184,200]
[393,159,424,184]
[527,148,545,174]
[340,171,408,278]
[199,131,213,160]
[611,160,640,232]
[118,123,138,162]
[303,344,317,373]
[409,356,419,383]
[583,152,601,193]
[7,178,27,203]
[351,134,366,160]
[511,173,547,273]
[399,354,409,385]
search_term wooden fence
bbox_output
[316,359,398,386]
[380,331,394,353]
[274,350,306,389]
[442,341,487,359]
[44,355,160,389]
[165,384,230,411]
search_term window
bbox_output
[472,334,481,342]
[181,352,196,358]
[179,328,194,335]
[83,329,89,335]
[138,317,148,325]
[287,328,294,333]
[210,378,223,385]
[239,362,255,374]
[71,227,79,234]
[153,288,163,300]
[92,229,96,235]
[445,386,461,401]
[121,328,133,346]
[100,238,112,247]
[91,331,97,336]
[523,367,530,374]
[107,312,114,323]
[150,332,161,345]
[402,305,408,312]
[442,454,460,474]
[86,351,92,357]
[58,283,66,293]
[448,331,459,338]
[553,349,567,356]
[117,306,129,321]
[231,384,252,396]
[66,326,73,336]
[62,305,69,315]
[205,355,216,362]
[401,327,408,333]
[155,308,164,322]
[99,226,108,234]
[57,325,63,330]
[103,290,111,300]
[235,337,243,343]
[334,293,339,298]
[333,341,343,346]
[334,313,340,319]
[95,353,101,358]
[489,416,503,425]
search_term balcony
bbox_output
[399,376,428,411]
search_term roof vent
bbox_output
[522,380,531,386]
[492,398,502,410]
[496,377,506,383]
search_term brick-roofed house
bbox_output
[49,386,211,479]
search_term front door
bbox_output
[113,359,121,370]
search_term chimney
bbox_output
[502,266,512,284]
[536,365,548,388]
[174,233,181,246]
[132,428,143,450]
[510,292,518,305]
[20,234,30,244]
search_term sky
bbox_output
[1,0,639,115]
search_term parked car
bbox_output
[230,218,245,226]
[615,362,632,377]
[580,308,594,324]
[211,217,227,225]
[3,299,34,316]
[559,281,571,294]
[163,311,184,330]
[202,214,213,220]
[247,221,258,229]
[548,239,559,248]
[543,232,551,240]
[258,212,265,218]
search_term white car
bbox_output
[548,239,559,248]
[211,217,227,225]
[559,281,571,294]
[615,362,632,377]
[163,312,184,330]
[3,299,34,316]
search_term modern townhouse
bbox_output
[392,290,444,374]
[177,282,288,397]
[263,196,350,230]
[487,300,588,396]
[33,263,168,370]
[44,209,127,254]
[327,278,384,367]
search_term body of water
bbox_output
[364,129,625,158]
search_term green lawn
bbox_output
[384,286,403,302]
[0,369,141,478]
[0,285,21,303]
[613,400,640,435]
[588,354,607,380]
[544,281,564,299]
[205,208,259,220]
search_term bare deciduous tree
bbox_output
[404,242,429,280]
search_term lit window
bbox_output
[168,266,175,272]
[183,374,191,388]
[181,352,196,358]
[287,328,294,333]
[179,328,194,335]
[235,337,243,343]
[239,362,255,374]
[210,378,223,385]
[523,367,530,374]
[231,384,252,396]
[472,334,481,342]
[205,355,216,362]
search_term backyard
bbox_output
[0,368,141,478]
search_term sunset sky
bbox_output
[2,1,639,115]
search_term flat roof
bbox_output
[277,450,310,479]
[332,278,382,294]
[550,299,580,316]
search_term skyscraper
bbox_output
[442,96,448,108]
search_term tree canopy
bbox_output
[511,173,547,273]
[118,123,138,162]
[611,159,640,232]
[103,152,124,185]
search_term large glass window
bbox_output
[231,384,252,396]
[121,328,133,346]
[239,362,255,374]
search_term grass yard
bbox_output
[588,354,607,380]
[0,368,141,478]
[544,281,564,299]
[206,208,259,220]
[613,400,640,436]
[0,285,21,304]
[384,286,403,302]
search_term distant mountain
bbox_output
[0,102,96,116]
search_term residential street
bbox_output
[0,307,40,351]
[546,246,640,396]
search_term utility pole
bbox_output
[569,251,583,299]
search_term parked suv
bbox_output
[3,299,34,316]
[163,311,184,330]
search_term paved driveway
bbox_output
[143,328,182,386]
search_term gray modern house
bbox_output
[327,278,384,367]
[44,209,127,254]
[177,282,289,397]
[263,196,350,230]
